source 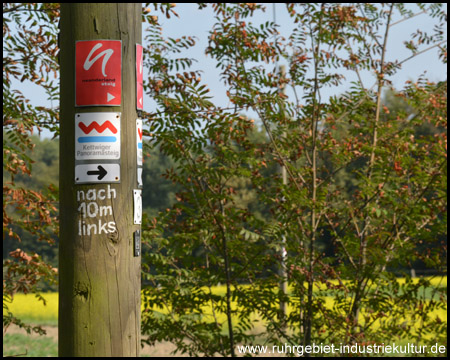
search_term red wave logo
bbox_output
[79,121,118,134]
[138,128,143,141]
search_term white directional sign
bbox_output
[133,189,142,224]
[75,164,120,184]
[137,167,143,188]
[75,112,121,160]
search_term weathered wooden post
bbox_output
[59,4,142,356]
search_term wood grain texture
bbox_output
[59,4,141,356]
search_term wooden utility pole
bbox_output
[59,4,142,356]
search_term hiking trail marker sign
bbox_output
[136,119,143,188]
[136,44,144,110]
[75,163,120,183]
[75,112,121,160]
[76,40,122,106]
[75,112,121,184]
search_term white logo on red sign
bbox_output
[136,44,144,110]
[83,43,114,77]
[76,40,122,106]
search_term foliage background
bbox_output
[3,2,447,357]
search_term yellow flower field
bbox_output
[4,292,59,325]
[4,276,446,337]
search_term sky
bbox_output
[154,3,446,106]
[9,3,447,138]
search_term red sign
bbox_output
[76,40,122,106]
[136,44,144,110]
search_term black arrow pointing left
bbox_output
[87,165,107,180]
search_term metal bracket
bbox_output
[134,230,141,257]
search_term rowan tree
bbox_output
[141,3,447,355]
[3,2,60,335]
[2,3,447,356]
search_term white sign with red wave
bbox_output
[136,119,143,166]
[136,119,143,188]
[75,112,121,160]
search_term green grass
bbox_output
[3,333,57,357]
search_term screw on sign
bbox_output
[76,40,122,106]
